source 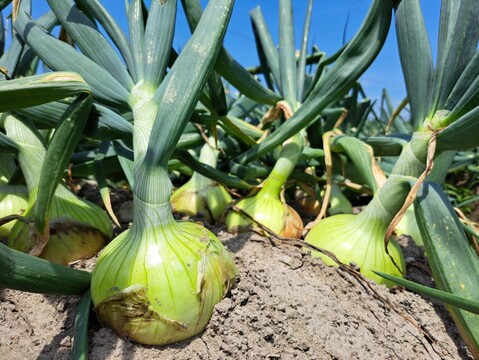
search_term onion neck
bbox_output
[130,82,159,163]
[358,174,412,225]
[134,161,172,204]
[190,141,220,190]
[391,132,430,177]
[260,133,303,197]
[356,131,432,224]
[132,193,177,232]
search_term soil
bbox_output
[0,186,474,359]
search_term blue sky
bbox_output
[24,1,442,107]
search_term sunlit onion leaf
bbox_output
[394,0,433,129]
[174,148,253,190]
[278,0,297,108]
[375,272,479,315]
[437,105,479,152]
[181,0,280,105]
[414,182,479,357]
[147,0,234,165]
[297,0,313,102]
[331,135,382,193]
[47,0,134,91]
[71,289,92,359]
[14,12,130,110]
[430,0,479,114]
[0,72,90,110]
[0,242,91,295]
[74,0,136,81]
[127,0,144,82]
[35,94,93,236]
[143,0,176,89]
[250,6,281,92]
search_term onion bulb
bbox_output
[171,175,232,223]
[171,142,232,223]
[8,184,112,264]
[226,134,304,238]
[305,211,405,286]
[91,198,237,345]
[304,178,408,286]
[0,185,29,238]
[226,184,303,238]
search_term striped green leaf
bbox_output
[331,135,381,193]
[250,6,281,91]
[181,0,280,105]
[127,0,145,82]
[445,51,479,116]
[374,271,479,315]
[74,0,136,81]
[278,0,297,108]
[0,72,90,110]
[0,33,24,80]
[14,13,130,110]
[174,148,253,190]
[47,0,134,91]
[15,100,132,140]
[86,104,133,140]
[366,135,407,157]
[113,140,134,187]
[0,242,91,295]
[13,11,58,79]
[297,0,313,102]
[205,72,228,117]
[415,182,479,358]
[394,0,433,129]
[35,94,93,237]
[71,289,92,360]
[143,0,176,89]
[146,0,234,166]
[436,105,479,152]
[180,0,248,116]
[429,0,479,115]
[249,11,275,91]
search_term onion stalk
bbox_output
[171,141,232,223]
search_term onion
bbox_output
[91,198,237,345]
[171,143,232,223]
[0,185,29,237]
[226,184,303,238]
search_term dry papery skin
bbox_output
[0,228,473,360]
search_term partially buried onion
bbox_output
[91,197,237,345]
